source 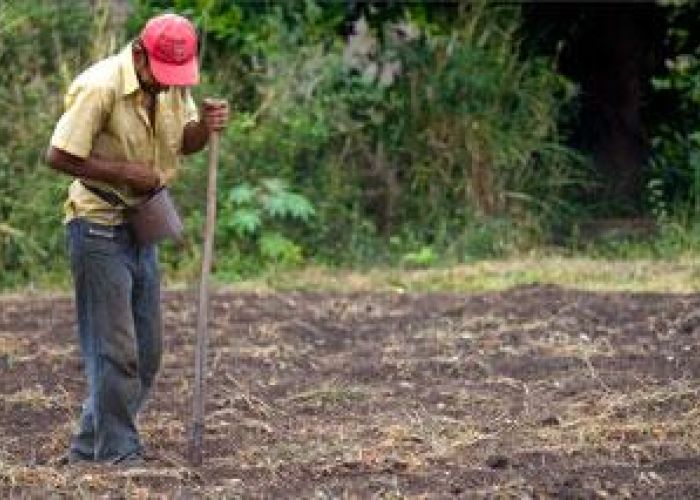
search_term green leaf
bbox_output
[263,191,316,221]
[651,77,671,90]
[401,246,436,268]
[229,184,256,205]
[231,208,261,236]
[259,232,302,264]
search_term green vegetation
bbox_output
[649,1,700,222]
[1,0,699,289]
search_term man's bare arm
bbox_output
[45,146,159,194]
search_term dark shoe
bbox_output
[53,450,92,466]
[112,450,146,466]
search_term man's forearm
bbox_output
[45,146,159,193]
[181,120,210,155]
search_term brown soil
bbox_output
[2,285,700,498]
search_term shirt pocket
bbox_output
[123,130,153,162]
[111,102,153,162]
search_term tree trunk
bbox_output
[524,2,663,214]
[576,5,652,211]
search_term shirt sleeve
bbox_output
[50,84,110,159]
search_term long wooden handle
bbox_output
[189,131,220,466]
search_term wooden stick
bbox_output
[189,130,220,466]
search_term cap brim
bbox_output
[149,56,199,86]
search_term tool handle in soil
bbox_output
[189,130,220,466]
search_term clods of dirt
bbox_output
[1,285,700,497]
[486,455,510,469]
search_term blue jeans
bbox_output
[66,219,162,461]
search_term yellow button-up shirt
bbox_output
[50,43,198,225]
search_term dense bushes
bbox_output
[0,0,596,285]
[2,0,697,288]
[155,1,584,278]
[649,1,700,221]
[0,1,93,286]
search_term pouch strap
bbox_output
[81,181,128,208]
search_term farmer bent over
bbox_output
[46,13,229,464]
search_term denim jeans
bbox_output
[66,219,162,461]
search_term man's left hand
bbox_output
[202,98,230,132]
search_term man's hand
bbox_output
[122,161,160,194]
[181,98,230,154]
[202,98,230,132]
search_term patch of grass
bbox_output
[3,253,699,298]
[284,384,368,408]
[0,462,70,491]
[0,337,30,370]
[1,386,66,410]
[0,337,28,357]
[522,384,700,455]
[213,254,700,294]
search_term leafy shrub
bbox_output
[219,178,315,269]
[649,0,700,220]
[193,1,585,266]
[0,0,93,287]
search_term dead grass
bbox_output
[284,383,369,407]
[3,256,698,300]
[1,385,70,411]
[525,384,700,451]
[216,256,700,294]
[0,336,29,358]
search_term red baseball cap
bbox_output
[140,13,198,86]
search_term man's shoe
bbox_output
[112,450,146,466]
[52,450,92,466]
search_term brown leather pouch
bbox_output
[127,187,184,246]
[81,182,184,246]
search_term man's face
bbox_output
[142,68,169,94]
[134,42,170,94]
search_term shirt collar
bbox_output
[119,42,140,96]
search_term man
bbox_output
[46,13,229,464]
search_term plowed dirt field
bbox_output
[2,285,700,497]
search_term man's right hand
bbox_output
[122,162,160,194]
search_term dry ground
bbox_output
[2,285,700,498]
